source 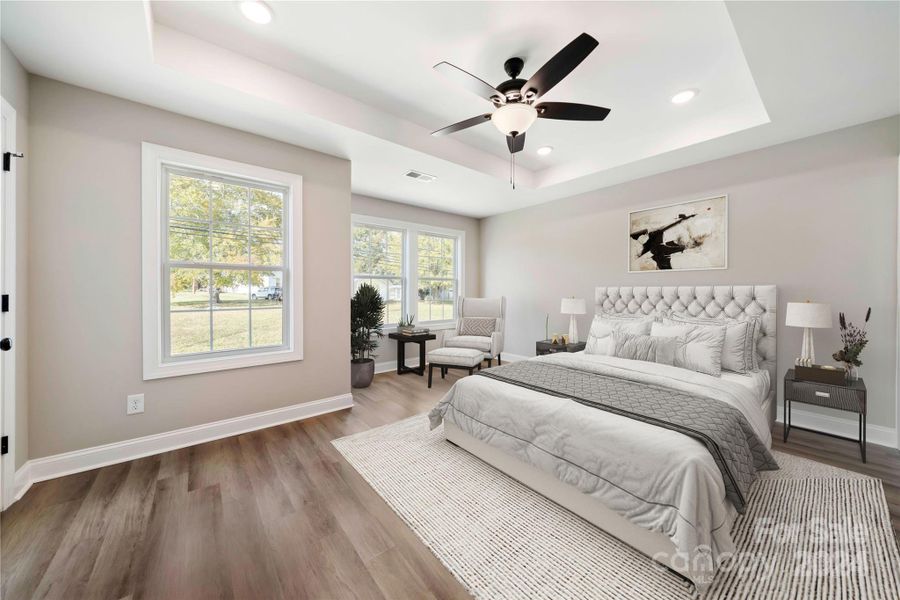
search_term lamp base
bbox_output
[795,327,816,367]
[568,314,579,344]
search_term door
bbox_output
[0,97,17,510]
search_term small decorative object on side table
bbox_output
[832,307,871,381]
[783,368,867,462]
[536,339,586,356]
[388,331,437,376]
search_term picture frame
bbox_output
[627,194,728,273]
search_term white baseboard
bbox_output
[9,393,354,506]
[375,358,419,374]
[777,405,897,448]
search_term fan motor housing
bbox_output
[497,58,528,103]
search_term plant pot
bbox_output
[351,358,375,388]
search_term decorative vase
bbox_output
[844,363,859,381]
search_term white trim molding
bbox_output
[141,142,304,380]
[0,96,18,510]
[11,393,353,504]
[777,405,897,448]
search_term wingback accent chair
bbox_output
[444,296,506,366]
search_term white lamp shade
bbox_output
[560,297,586,315]
[785,302,832,329]
[491,103,538,136]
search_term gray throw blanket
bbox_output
[477,361,778,513]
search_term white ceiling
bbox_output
[2,1,898,217]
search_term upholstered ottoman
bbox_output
[426,347,484,388]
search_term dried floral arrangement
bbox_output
[832,307,871,368]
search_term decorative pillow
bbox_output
[597,311,650,320]
[665,315,759,374]
[585,315,654,355]
[458,317,497,337]
[651,321,727,377]
[610,331,678,366]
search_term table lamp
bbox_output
[560,297,586,344]
[785,301,832,366]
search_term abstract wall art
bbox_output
[628,195,728,272]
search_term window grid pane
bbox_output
[352,226,403,277]
[418,279,456,322]
[164,166,287,359]
[353,276,403,326]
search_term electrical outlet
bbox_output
[127,394,144,415]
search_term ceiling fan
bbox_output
[431,33,611,156]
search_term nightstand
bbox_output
[783,368,867,462]
[536,340,586,356]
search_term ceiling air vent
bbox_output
[404,170,437,183]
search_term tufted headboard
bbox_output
[595,286,777,427]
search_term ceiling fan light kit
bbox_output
[491,103,537,136]
[432,32,611,188]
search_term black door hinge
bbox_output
[3,152,24,172]
[1,294,8,312]
[1,436,7,455]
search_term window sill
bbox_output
[144,347,303,380]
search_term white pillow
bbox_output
[585,315,653,355]
[610,331,678,366]
[651,321,727,377]
[665,315,758,374]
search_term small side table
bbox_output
[388,332,437,376]
[536,340,586,356]
[783,368,867,462]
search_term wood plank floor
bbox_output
[3,371,899,599]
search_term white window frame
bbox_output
[351,214,464,331]
[142,143,303,380]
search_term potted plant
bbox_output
[832,307,870,381]
[350,283,385,388]
[397,313,416,334]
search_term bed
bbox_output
[428,285,778,592]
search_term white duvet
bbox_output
[429,352,773,589]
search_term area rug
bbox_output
[333,415,900,600]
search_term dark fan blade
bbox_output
[536,102,610,121]
[434,62,503,103]
[431,113,492,136]
[506,133,526,154]
[521,33,599,99]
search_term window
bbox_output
[352,225,404,325]
[351,216,463,328]
[417,233,456,322]
[143,144,302,379]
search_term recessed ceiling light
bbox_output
[671,89,697,104]
[536,146,554,156]
[240,1,272,24]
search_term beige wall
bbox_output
[27,77,351,459]
[351,193,480,368]
[481,117,899,430]
[1,41,29,468]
